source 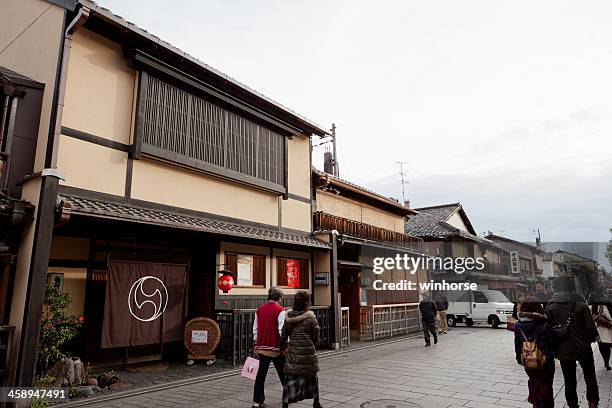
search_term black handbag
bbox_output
[550,302,575,341]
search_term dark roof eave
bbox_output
[60,194,330,250]
[485,234,542,252]
[313,170,416,215]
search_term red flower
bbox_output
[78,316,84,322]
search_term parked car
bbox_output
[446,289,514,328]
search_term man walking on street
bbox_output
[252,287,286,408]
[435,291,449,334]
[419,291,438,347]
[546,276,599,408]
[535,281,552,306]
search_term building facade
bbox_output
[485,233,544,295]
[1,0,333,386]
[312,170,425,340]
[405,204,524,300]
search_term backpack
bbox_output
[519,328,547,369]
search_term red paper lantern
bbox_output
[218,272,234,293]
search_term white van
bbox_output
[446,289,514,328]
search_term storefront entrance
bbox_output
[338,267,361,336]
[51,216,220,367]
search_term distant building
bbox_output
[542,250,600,298]
[405,204,523,300]
[484,233,544,292]
[545,242,611,274]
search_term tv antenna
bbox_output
[396,161,410,203]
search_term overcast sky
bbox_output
[99,0,612,245]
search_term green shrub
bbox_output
[37,284,83,373]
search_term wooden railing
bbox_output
[215,306,334,367]
[340,307,350,349]
[359,303,421,341]
[313,211,423,251]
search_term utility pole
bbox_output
[396,161,410,204]
[532,228,542,249]
[331,123,339,177]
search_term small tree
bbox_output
[37,284,83,373]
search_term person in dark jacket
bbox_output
[435,291,449,334]
[535,281,552,307]
[512,293,526,320]
[419,291,438,347]
[514,296,554,408]
[280,291,322,408]
[545,276,599,408]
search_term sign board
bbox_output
[286,259,300,288]
[510,251,520,274]
[191,330,208,344]
[313,272,329,286]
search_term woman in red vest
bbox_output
[252,286,286,408]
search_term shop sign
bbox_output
[314,272,329,286]
[191,330,208,344]
[510,251,520,274]
[286,259,300,288]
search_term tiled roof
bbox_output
[0,66,43,88]
[59,194,330,249]
[404,203,463,238]
[313,169,416,215]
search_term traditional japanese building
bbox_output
[484,233,544,294]
[1,0,332,386]
[405,203,524,300]
[542,250,600,298]
[312,169,425,341]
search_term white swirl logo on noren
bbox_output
[128,276,168,322]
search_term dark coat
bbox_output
[514,311,554,363]
[419,299,437,324]
[435,295,449,311]
[535,291,552,307]
[545,291,598,360]
[280,310,320,376]
[512,302,519,320]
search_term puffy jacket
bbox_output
[280,310,320,376]
[514,311,554,363]
[545,292,598,360]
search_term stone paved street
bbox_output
[75,327,612,408]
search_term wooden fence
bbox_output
[340,307,350,349]
[215,306,334,367]
[359,303,421,341]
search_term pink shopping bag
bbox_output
[241,356,259,381]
